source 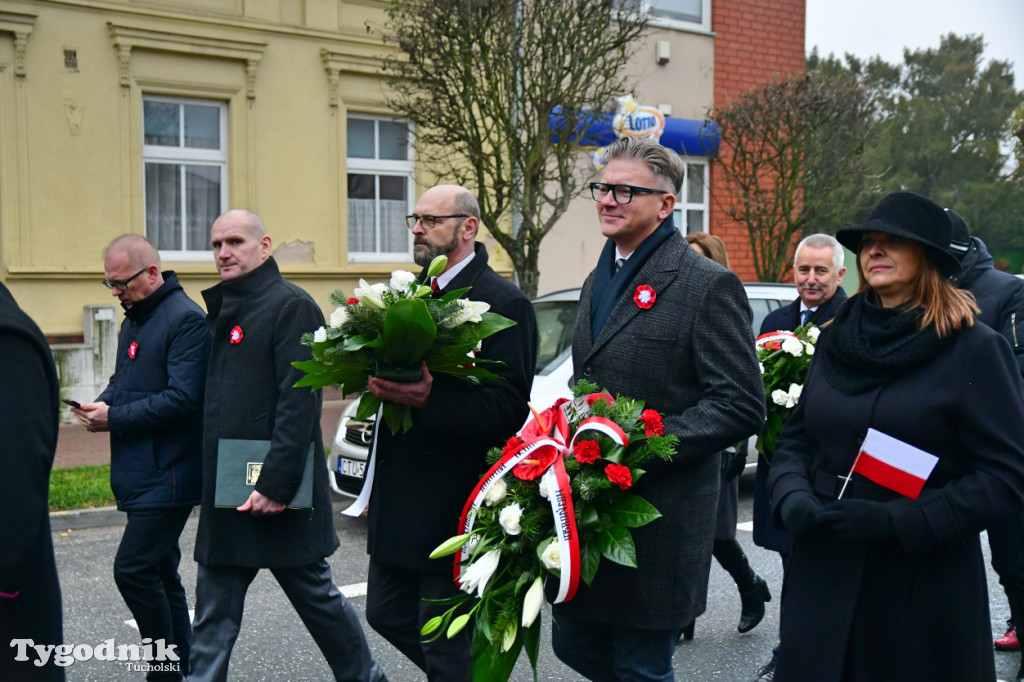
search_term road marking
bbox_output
[342,582,367,598]
[737,521,753,532]
[125,610,194,630]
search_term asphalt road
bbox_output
[49,479,1022,681]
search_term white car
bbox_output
[327,282,798,498]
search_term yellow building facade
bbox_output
[1,0,503,341]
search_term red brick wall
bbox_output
[710,0,806,282]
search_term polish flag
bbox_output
[850,428,938,499]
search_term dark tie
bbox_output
[615,258,626,273]
[801,309,813,326]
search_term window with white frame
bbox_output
[622,0,710,32]
[673,159,709,234]
[347,115,414,261]
[143,96,227,256]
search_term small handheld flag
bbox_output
[838,428,939,500]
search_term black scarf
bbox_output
[819,292,948,394]
[589,215,675,343]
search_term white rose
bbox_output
[541,540,562,571]
[803,342,815,356]
[483,478,508,506]
[329,306,348,328]
[771,389,795,408]
[445,299,491,327]
[459,549,501,598]
[759,362,765,375]
[781,337,803,357]
[499,502,523,536]
[353,279,386,308]
[389,269,417,292]
[807,326,821,343]
[788,383,802,402]
[313,326,327,343]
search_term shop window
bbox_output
[673,159,708,234]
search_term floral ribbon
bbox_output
[756,330,798,350]
[455,397,629,604]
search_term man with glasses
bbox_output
[362,184,537,679]
[552,137,765,681]
[73,234,210,682]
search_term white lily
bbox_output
[459,549,501,598]
[521,576,544,628]
[445,299,491,327]
[353,279,386,308]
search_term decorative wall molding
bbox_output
[0,11,37,77]
[321,49,383,107]
[108,22,267,98]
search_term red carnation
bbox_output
[347,297,359,305]
[573,440,602,465]
[640,409,664,437]
[502,436,525,459]
[605,463,632,490]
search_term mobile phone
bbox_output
[61,398,81,408]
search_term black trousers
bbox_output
[365,560,472,681]
[989,509,1024,625]
[189,560,383,682]
[113,507,193,682]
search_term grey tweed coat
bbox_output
[553,230,765,630]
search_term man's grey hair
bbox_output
[453,188,481,221]
[794,233,844,272]
[601,137,686,195]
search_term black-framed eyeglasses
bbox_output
[405,214,469,230]
[103,266,148,291]
[590,182,669,205]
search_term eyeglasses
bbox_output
[590,182,669,205]
[103,266,148,291]
[405,214,469,230]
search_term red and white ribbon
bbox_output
[756,330,798,349]
[541,457,579,603]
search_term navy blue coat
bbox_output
[955,237,1024,376]
[753,289,847,553]
[99,272,210,511]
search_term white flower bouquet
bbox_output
[291,256,517,435]
[755,321,819,456]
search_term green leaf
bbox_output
[577,505,601,531]
[381,401,414,436]
[355,394,381,420]
[382,298,437,364]
[343,333,383,352]
[605,495,662,528]
[579,540,602,585]
[597,523,637,568]
[524,618,541,675]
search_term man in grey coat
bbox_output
[189,209,384,682]
[551,137,765,680]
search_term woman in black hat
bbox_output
[767,191,1024,681]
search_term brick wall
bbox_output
[710,0,806,282]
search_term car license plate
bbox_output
[340,457,366,479]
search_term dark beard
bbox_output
[413,228,460,267]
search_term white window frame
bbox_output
[346,114,415,263]
[673,157,709,234]
[142,95,227,261]
[642,0,711,33]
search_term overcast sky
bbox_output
[805,0,1024,88]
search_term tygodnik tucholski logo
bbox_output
[10,637,180,671]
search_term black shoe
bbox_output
[751,658,776,682]
[738,576,771,633]
[675,620,695,645]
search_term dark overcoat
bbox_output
[195,258,339,568]
[0,283,64,681]
[753,288,848,553]
[553,231,765,630]
[367,243,537,573]
[99,272,210,511]
[768,317,1024,681]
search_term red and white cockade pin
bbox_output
[127,341,138,359]
[229,326,244,344]
[633,285,656,309]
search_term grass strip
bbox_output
[49,464,115,512]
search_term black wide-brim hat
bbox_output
[836,191,962,278]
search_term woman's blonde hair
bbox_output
[686,232,730,270]
[854,248,978,338]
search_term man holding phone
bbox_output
[74,235,210,682]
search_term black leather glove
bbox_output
[724,447,747,481]
[817,499,894,542]
[778,491,825,535]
